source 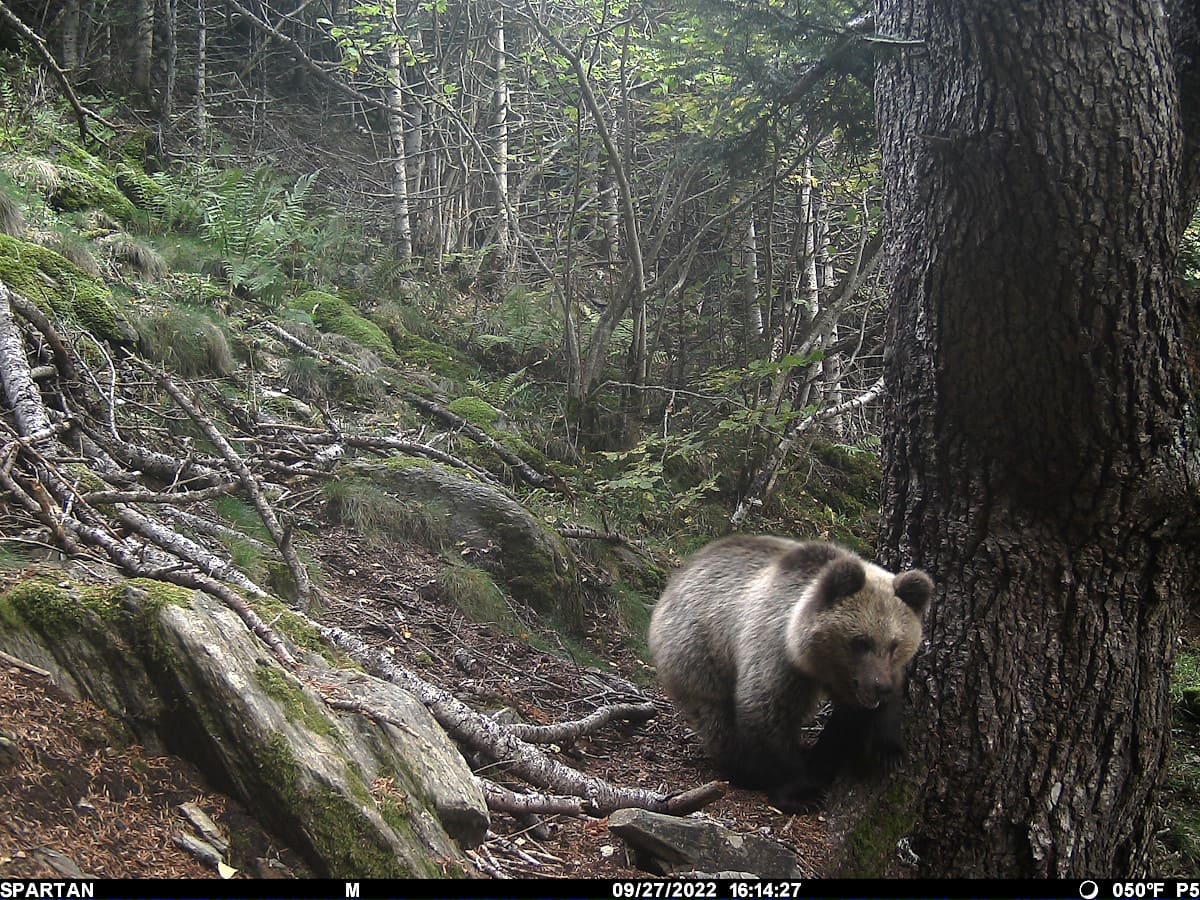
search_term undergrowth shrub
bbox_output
[0,177,25,236]
[99,232,167,279]
[322,476,442,547]
[438,563,513,630]
[133,304,236,377]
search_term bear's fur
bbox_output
[647,536,933,810]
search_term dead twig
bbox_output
[149,366,312,607]
[505,702,656,744]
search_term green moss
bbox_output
[438,563,513,630]
[447,396,502,428]
[377,792,412,835]
[1,579,105,638]
[838,779,917,877]
[126,578,194,608]
[245,593,344,667]
[253,731,416,878]
[392,332,478,381]
[49,162,137,223]
[0,233,132,342]
[254,665,336,738]
[114,161,167,213]
[293,290,397,361]
[381,454,437,471]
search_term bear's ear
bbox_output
[893,570,934,616]
[779,541,843,574]
[811,557,866,608]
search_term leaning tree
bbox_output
[874,0,1200,877]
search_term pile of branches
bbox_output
[0,283,721,821]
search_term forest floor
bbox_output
[0,529,830,880]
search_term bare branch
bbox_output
[149,366,312,606]
[505,702,656,743]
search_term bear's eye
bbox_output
[850,636,874,654]
[888,638,900,655]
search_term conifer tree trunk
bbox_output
[385,3,413,262]
[131,0,153,103]
[874,0,1200,876]
[59,0,80,71]
[195,0,207,140]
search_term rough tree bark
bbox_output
[874,0,1200,877]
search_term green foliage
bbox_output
[1163,647,1200,873]
[133,304,236,377]
[472,286,562,366]
[392,332,478,381]
[609,582,654,659]
[595,433,722,525]
[212,497,271,542]
[294,290,397,361]
[1173,648,1200,717]
[163,271,232,308]
[465,369,530,409]
[0,541,33,570]
[197,169,320,299]
[1180,211,1200,288]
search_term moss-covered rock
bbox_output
[292,290,397,361]
[48,146,138,223]
[393,332,478,381]
[361,462,585,632]
[0,579,484,875]
[0,233,135,342]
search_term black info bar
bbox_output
[3,879,1200,900]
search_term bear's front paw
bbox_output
[767,777,826,814]
[862,737,905,775]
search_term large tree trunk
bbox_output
[874,0,1199,877]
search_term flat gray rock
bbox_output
[608,808,809,878]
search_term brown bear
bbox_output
[647,536,933,810]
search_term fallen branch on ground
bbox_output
[321,626,723,817]
[505,702,657,744]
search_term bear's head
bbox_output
[785,553,933,710]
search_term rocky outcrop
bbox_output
[0,576,488,877]
[366,462,584,629]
